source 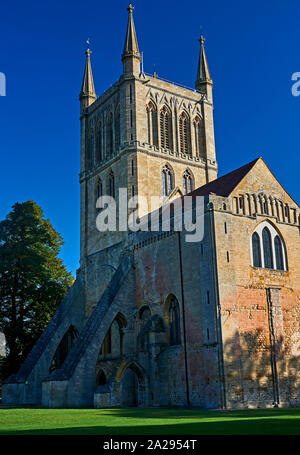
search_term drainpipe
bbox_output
[266,288,280,406]
[177,231,190,407]
[209,202,227,409]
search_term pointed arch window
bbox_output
[146,101,158,146]
[274,235,284,270]
[106,112,113,157]
[114,106,120,153]
[96,370,107,386]
[252,232,262,267]
[168,295,181,346]
[100,314,127,360]
[95,122,102,164]
[86,129,94,169]
[262,227,273,269]
[108,171,115,198]
[95,178,103,204]
[251,222,287,271]
[183,169,193,195]
[179,112,191,155]
[160,106,172,150]
[193,116,203,157]
[50,325,78,372]
[162,164,173,197]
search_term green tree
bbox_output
[0,201,74,378]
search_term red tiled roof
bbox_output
[189,158,260,197]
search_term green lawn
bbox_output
[0,407,299,435]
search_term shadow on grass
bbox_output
[93,407,300,420]
[1,416,300,435]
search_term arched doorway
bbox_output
[120,362,147,407]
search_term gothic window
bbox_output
[86,128,94,169]
[179,111,191,155]
[274,235,284,270]
[161,164,173,197]
[160,106,172,149]
[167,295,181,346]
[95,178,103,203]
[95,121,102,164]
[262,227,273,269]
[99,314,127,360]
[106,112,113,157]
[193,116,203,157]
[182,169,193,195]
[101,326,112,358]
[115,106,120,152]
[251,222,288,271]
[146,101,158,146]
[108,171,115,198]
[50,325,78,372]
[96,370,107,386]
[252,232,262,267]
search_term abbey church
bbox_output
[3,5,300,409]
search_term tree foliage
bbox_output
[0,201,74,378]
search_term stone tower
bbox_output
[79,4,218,265]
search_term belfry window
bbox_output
[193,116,202,157]
[146,102,158,146]
[160,106,172,150]
[106,112,113,157]
[114,106,120,153]
[251,222,287,271]
[86,129,94,169]
[96,122,102,164]
[162,165,173,197]
[183,169,193,195]
[179,112,191,155]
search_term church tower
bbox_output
[79,4,218,265]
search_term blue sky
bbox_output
[0,0,299,275]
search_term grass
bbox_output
[0,407,299,435]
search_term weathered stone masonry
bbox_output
[3,5,299,409]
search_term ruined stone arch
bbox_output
[49,325,79,372]
[98,312,127,360]
[96,369,107,386]
[117,360,149,407]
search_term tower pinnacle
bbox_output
[195,34,212,93]
[79,44,96,109]
[122,4,141,75]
